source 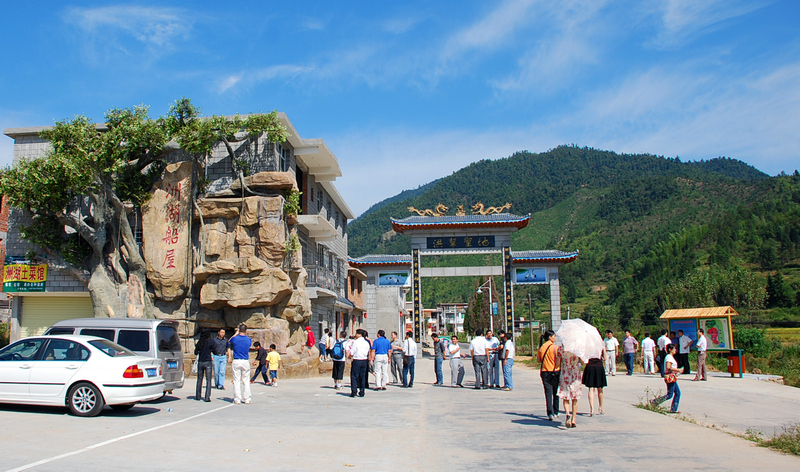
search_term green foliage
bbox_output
[283,189,302,216]
[734,327,775,358]
[285,234,301,254]
[0,323,8,348]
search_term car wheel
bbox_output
[110,404,135,411]
[67,383,105,417]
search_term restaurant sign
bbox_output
[3,261,47,292]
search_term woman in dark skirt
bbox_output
[582,348,607,416]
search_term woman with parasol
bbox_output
[555,319,605,428]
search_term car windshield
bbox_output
[88,339,136,357]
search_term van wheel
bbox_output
[110,404,135,411]
[68,383,105,417]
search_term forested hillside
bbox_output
[348,145,800,330]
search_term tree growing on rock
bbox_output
[0,99,289,318]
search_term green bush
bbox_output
[734,326,776,358]
[0,323,8,348]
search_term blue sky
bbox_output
[1,1,798,216]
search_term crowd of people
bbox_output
[192,322,710,423]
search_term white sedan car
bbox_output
[0,335,165,416]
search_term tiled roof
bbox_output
[511,250,579,263]
[349,254,412,267]
[661,306,739,319]
[391,213,530,232]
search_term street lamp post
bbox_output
[477,278,494,333]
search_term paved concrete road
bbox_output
[1,358,798,471]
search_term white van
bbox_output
[44,318,185,393]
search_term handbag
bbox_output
[403,355,411,367]
[664,372,677,383]
[191,359,198,375]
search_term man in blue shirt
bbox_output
[370,330,392,390]
[227,324,253,404]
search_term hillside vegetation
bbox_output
[349,146,800,332]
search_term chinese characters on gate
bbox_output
[426,235,495,249]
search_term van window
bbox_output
[117,330,150,352]
[47,328,75,335]
[80,329,115,341]
[157,325,181,352]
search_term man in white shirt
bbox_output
[656,329,672,377]
[603,330,619,376]
[501,332,515,391]
[693,329,708,381]
[640,333,657,375]
[448,335,465,387]
[677,330,693,374]
[470,329,489,389]
[348,329,371,397]
[402,331,417,388]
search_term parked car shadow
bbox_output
[0,404,69,416]
[147,394,181,404]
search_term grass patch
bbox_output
[740,423,800,456]
[636,386,670,414]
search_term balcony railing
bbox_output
[305,265,344,296]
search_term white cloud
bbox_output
[442,0,538,58]
[302,18,326,31]
[217,65,312,93]
[649,0,770,50]
[568,62,800,175]
[62,5,193,63]
[382,16,422,34]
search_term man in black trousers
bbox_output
[348,329,370,397]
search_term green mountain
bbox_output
[348,145,800,329]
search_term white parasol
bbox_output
[554,319,605,363]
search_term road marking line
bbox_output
[5,404,234,472]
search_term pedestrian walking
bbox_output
[371,330,391,390]
[228,324,252,405]
[194,331,213,402]
[652,343,681,413]
[582,348,606,416]
[488,330,501,388]
[390,331,404,384]
[331,330,347,390]
[603,330,619,376]
[319,328,330,362]
[326,329,335,360]
[250,341,268,384]
[656,329,671,377]
[558,349,583,428]
[266,344,282,386]
[692,328,708,381]
[448,335,465,387]
[402,331,417,388]
[349,329,370,397]
[640,332,656,375]
[304,326,315,357]
[501,332,514,391]
[470,329,489,389]
[622,330,639,375]
[210,328,229,389]
[432,333,446,385]
[538,330,561,420]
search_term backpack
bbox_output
[332,339,345,360]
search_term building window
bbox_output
[277,143,290,172]
[318,246,325,268]
[310,188,314,202]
